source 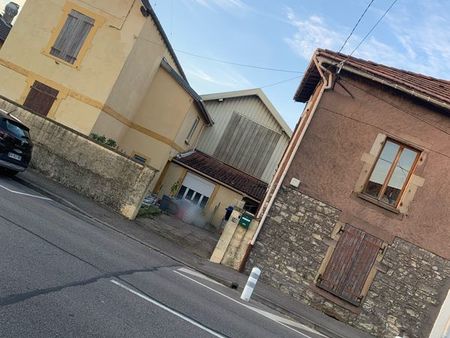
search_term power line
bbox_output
[338,0,376,53]
[137,35,303,74]
[260,75,304,89]
[136,36,304,88]
[348,0,399,57]
[174,49,304,74]
[339,77,450,137]
[320,106,450,160]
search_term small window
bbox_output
[185,117,200,144]
[363,139,420,207]
[50,10,95,64]
[177,185,187,199]
[199,196,209,208]
[24,81,59,116]
[133,154,147,165]
[317,225,383,306]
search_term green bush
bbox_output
[90,133,117,149]
[137,205,161,218]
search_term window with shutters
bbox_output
[23,81,59,116]
[50,9,95,64]
[317,225,384,306]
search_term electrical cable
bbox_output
[137,35,303,74]
[348,0,399,57]
[339,77,450,137]
[321,105,450,160]
[260,75,304,89]
[338,0,376,53]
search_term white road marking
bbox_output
[174,269,326,338]
[0,183,52,201]
[176,267,222,285]
[110,279,227,338]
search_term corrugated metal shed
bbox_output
[197,89,291,183]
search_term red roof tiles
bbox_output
[295,49,450,108]
[173,151,267,201]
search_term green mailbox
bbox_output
[238,212,253,229]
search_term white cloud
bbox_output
[186,0,248,10]
[186,65,252,90]
[284,5,450,80]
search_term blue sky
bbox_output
[151,0,450,129]
[4,0,450,129]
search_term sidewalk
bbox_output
[15,169,371,338]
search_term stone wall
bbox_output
[248,186,450,337]
[0,98,156,219]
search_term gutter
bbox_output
[140,0,187,81]
[249,52,334,247]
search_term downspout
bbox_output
[245,54,334,255]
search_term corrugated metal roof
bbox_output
[173,150,268,202]
[294,49,450,111]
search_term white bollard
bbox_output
[240,267,261,302]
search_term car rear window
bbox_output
[5,120,30,139]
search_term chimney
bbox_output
[3,2,19,25]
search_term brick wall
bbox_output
[248,186,450,337]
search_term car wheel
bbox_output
[2,168,18,177]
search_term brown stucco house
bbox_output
[247,49,450,338]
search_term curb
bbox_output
[15,175,357,338]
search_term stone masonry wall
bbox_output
[248,186,450,337]
[0,98,157,219]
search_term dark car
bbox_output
[0,109,32,176]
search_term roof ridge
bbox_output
[319,48,450,84]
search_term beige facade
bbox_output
[0,0,211,186]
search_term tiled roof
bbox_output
[295,49,450,109]
[173,151,267,202]
[0,17,11,42]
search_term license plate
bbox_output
[8,152,22,161]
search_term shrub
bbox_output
[137,205,161,218]
[90,133,117,149]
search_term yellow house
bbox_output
[0,0,212,187]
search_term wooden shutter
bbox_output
[23,81,59,116]
[50,10,94,64]
[317,225,383,305]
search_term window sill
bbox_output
[357,193,400,214]
[309,285,362,314]
[42,50,80,69]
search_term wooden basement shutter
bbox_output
[317,225,383,305]
[23,81,59,117]
[50,10,95,64]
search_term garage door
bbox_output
[177,173,215,208]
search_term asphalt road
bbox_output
[0,175,325,338]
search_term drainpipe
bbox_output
[248,54,334,247]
